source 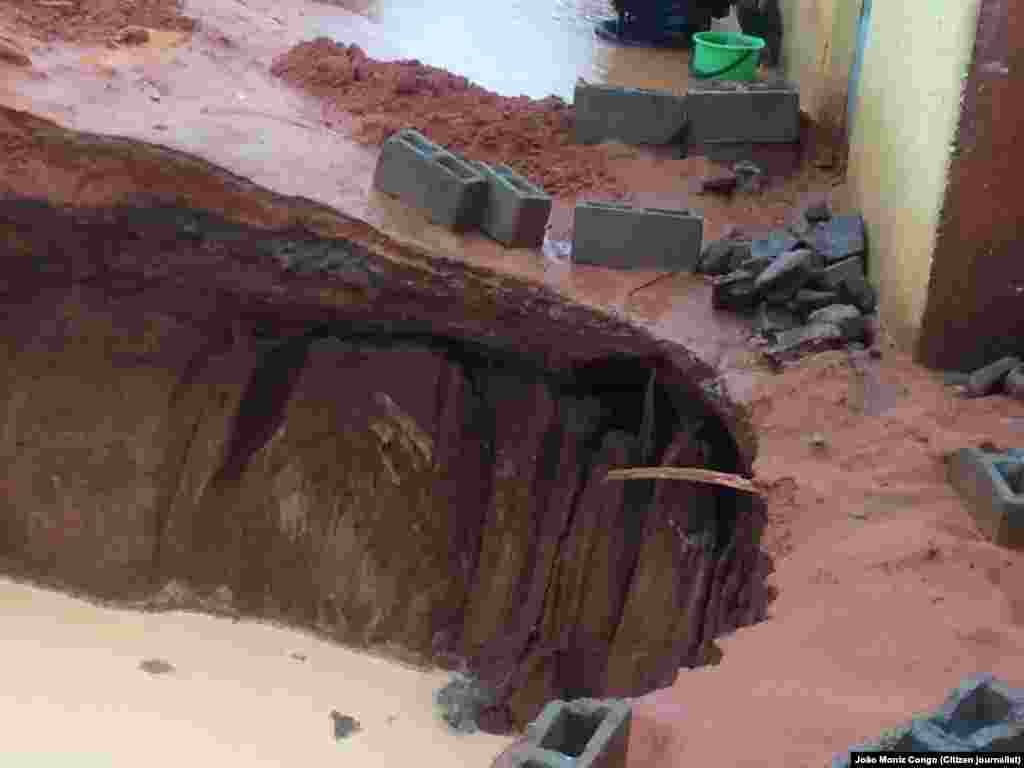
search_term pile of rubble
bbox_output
[697,201,877,366]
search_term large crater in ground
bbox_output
[0,108,772,732]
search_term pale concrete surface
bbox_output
[0,577,512,767]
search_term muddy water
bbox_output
[0,578,511,766]
[313,0,707,99]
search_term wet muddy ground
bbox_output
[0,0,1022,766]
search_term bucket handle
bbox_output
[690,48,755,79]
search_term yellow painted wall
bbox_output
[846,0,981,349]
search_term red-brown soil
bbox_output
[0,0,194,44]
[271,37,626,199]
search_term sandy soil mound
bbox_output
[271,37,626,199]
[1,0,194,44]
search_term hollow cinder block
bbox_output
[519,699,631,768]
[473,161,552,249]
[948,447,1024,550]
[372,128,487,232]
[932,674,1024,750]
[573,83,688,146]
[685,78,800,144]
[572,201,703,270]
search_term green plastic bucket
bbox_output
[691,31,766,81]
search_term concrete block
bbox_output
[473,161,552,249]
[523,698,631,768]
[571,201,703,270]
[931,674,1024,750]
[372,129,487,232]
[685,78,800,144]
[948,447,1024,549]
[573,83,688,146]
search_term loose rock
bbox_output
[698,237,749,275]
[804,200,832,223]
[712,270,759,311]
[139,658,175,675]
[790,289,841,316]
[1005,365,1024,402]
[330,711,362,740]
[837,273,878,313]
[754,248,819,295]
[807,214,866,263]
[811,255,865,291]
[965,356,1022,398]
[764,322,844,365]
[754,302,801,335]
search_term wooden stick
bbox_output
[604,466,763,495]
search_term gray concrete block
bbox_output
[571,201,703,270]
[473,161,552,249]
[832,674,1024,766]
[931,673,1024,750]
[685,78,800,144]
[573,84,688,146]
[524,699,631,768]
[372,129,487,232]
[948,447,1024,549]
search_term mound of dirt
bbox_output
[1,0,195,45]
[271,38,625,199]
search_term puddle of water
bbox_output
[312,0,700,100]
[0,577,511,767]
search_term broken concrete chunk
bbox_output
[811,255,865,291]
[807,214,866,264]
[763,283,802,304]
[1005,366,1024,402]
[750,229,798,262]
[966,356,1022,398]
[791,289,840,315]
[764,322,843,364]
[712,270,759,311]
[737,253,774,277]
[804,200,832,223]
[808,303,861,327]
[837,273,878,313]
[699,239,735,275]
[754,248,818,295]
[754,302,801,335]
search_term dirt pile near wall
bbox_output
[271,38,626,199]
[0,0,194,44]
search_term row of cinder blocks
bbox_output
[375,130,704,270]
[372,129,553,248]
[512,699,632,768]
[573,78,800,146]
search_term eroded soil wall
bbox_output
[0,112,771,731]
